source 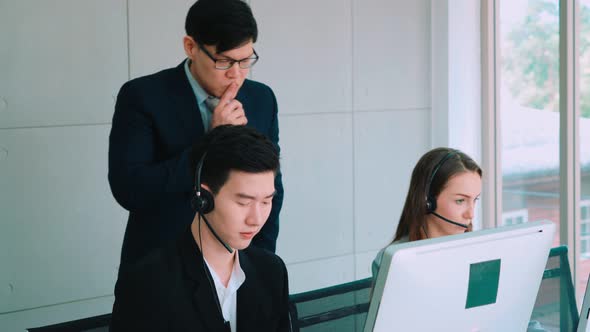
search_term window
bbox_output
[502,209,529,226]
[499,0,560,244]
[490,0,588,300]
[581,202,590,259]
[579,0,590,298]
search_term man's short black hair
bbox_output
[191,125,279,195]
[185,0,258,53]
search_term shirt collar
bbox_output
[229,252,246,292]
[184,58,209,107]
[204,252,246,293]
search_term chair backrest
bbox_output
[27,313,111,332]
[25,248,577,332]
[288,277,373,332]
[530,245,579,332]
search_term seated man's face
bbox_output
[207,170,275,250]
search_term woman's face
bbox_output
[425,171,482,238]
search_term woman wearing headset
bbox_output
[372,147,483,277]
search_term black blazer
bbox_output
[108,60,283,266]
[110,228,290,332]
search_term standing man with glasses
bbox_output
[108,0,283,271]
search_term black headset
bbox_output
[192,151,232,331]
[192,151,233,253]
[425,150,457,214]
[193,152,215,214]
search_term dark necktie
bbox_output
[203,96,220,131]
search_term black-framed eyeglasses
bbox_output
[198,43,259,70]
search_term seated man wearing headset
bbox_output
[110,125,289,332]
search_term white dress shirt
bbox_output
[204,253,246,332]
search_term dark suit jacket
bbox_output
[108,60,283,267]
[110,228,290,332]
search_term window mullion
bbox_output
[559,0,582,301]
[481,0,502,229]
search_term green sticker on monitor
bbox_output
[465,259,501,309]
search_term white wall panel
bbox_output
[250,0,353,114]
[128,0,194,78]
[0,296,113,332]
[353,0,431,111]
[287,255,355,294]
[0,0,127,128]
[276,114,354,263]
[0,0,438,326]
[354,110,430,252]
[355,250,379,280]
[0,126,126,313]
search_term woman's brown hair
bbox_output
[391,147,482,243]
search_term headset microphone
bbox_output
[193,150,232,331]
[200,212,234,253]
[431,212,469,229]
[193,151,234,254]
[425,150,469,230]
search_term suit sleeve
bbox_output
[253,87,284,253]
[108,82,194,212]
[277,257,291,332]
[110,272,167,331]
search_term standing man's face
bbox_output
[184,36,253,98]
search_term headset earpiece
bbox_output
[195,186,214,214]
[425,150,456,214]
[425,194,436,214]
[423,149,470,229]
[193,151,214,214]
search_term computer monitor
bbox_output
[364,220,555,332]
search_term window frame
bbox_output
[481,0,583,300]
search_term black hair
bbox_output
[185,0,258,53]
[190,125,279,195]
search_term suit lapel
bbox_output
[167,60,205,140]
[237,250,270,331]
[180,228,228,332]
[236,86,249,108]
[236,81,254,121]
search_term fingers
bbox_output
[234,111,248,125]
[219,82,239,106]
[222,100,247,124]
[210,99,247,128]
[210,83,247,128]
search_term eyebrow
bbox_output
[217,52,256,61]
[235,191,276,200]
[453,193,481,199]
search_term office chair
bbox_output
[27,313,111,332]
[288,277,373,332]
[530,245,579,332]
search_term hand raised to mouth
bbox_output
[210,82,248,128]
